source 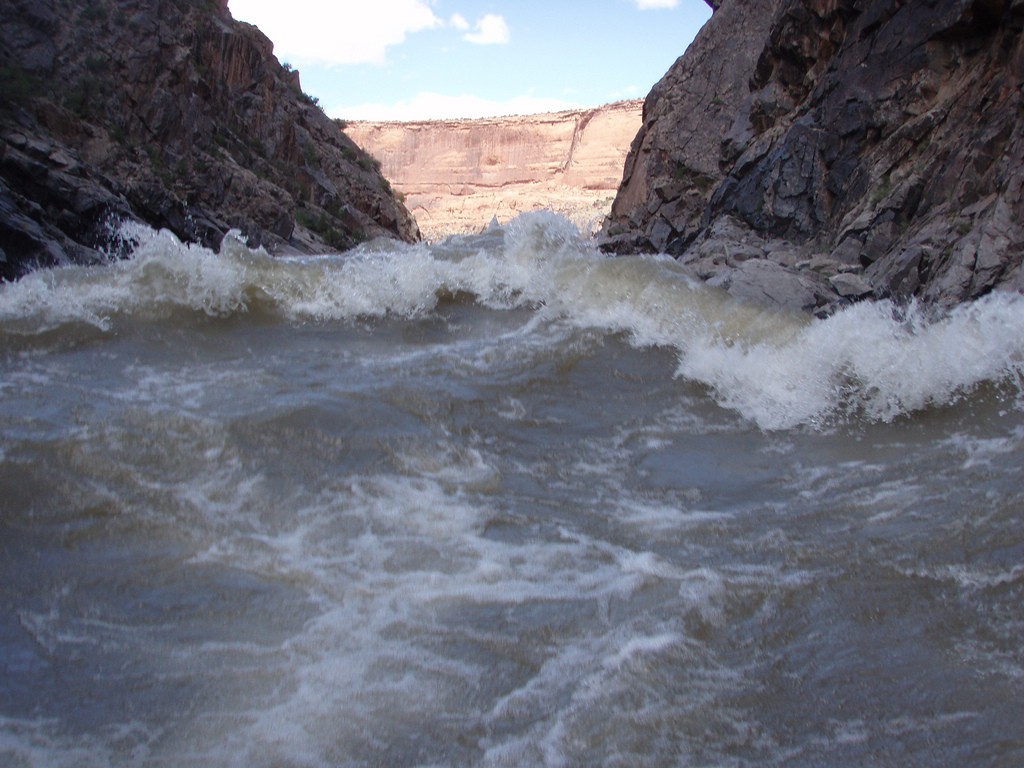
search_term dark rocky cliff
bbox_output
[0,0,419,281]
[603,0,1024,314]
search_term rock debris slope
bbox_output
[602,0,1024,314]
[0,0,418,280]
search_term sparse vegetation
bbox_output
[64,75,110,117]
[0,65,43,105]
[0,0,417,281]
[295,207,360,250]
[358,153,382,173]
[871,173,894,206]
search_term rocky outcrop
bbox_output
[602,0,1024,314]
[346,102,642,240]
[0,0,418,280]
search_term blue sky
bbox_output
[227,0,712,120]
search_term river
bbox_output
[2,213,1022,766]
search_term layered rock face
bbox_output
[0,0,418,280]
[603,0,1024,313]
[346,101,642,240]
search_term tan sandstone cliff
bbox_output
[346,101,642,240]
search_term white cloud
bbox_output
[634,0,680,8]
[228,0,442,66]
[463,14,510,45]
[449,13,469,31]
[332,92,580,121]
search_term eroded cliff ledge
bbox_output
[602,0,1024,314]
[0,0,418,280]
[346,101,642,240]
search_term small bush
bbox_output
[295,207,356,249]
[0,65,42,105]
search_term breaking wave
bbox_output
[1,213,1022,429]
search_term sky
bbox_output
[227,0,712,121]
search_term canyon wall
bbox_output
[0,0,418,280]
[346,101,642,240]
[603,0,1024,314]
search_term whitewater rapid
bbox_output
[3,213,1022,430]
[1,213,1023,767]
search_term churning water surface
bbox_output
[1,213,1023,767]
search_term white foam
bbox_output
[942,425,1024,469]
[602,632,681,670]
[0,225,251,331]
[617,500,730,532]
[901,563,1024,591]
[678,567,729,626]
[3,213,1022,429]
[496,397,528,420]
[0,716,148,768]
[675,294,1024,429]
[478,215,1024,429]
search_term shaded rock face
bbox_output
[346,101,642,240]
[603,0,1024,314]
[0,0,418,280]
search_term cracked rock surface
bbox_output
[0,0,419,279]
[602,0,1024,315]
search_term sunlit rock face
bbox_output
[346,101,643,239]
[603,0,1024,313]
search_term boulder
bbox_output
[708,258,837,314]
